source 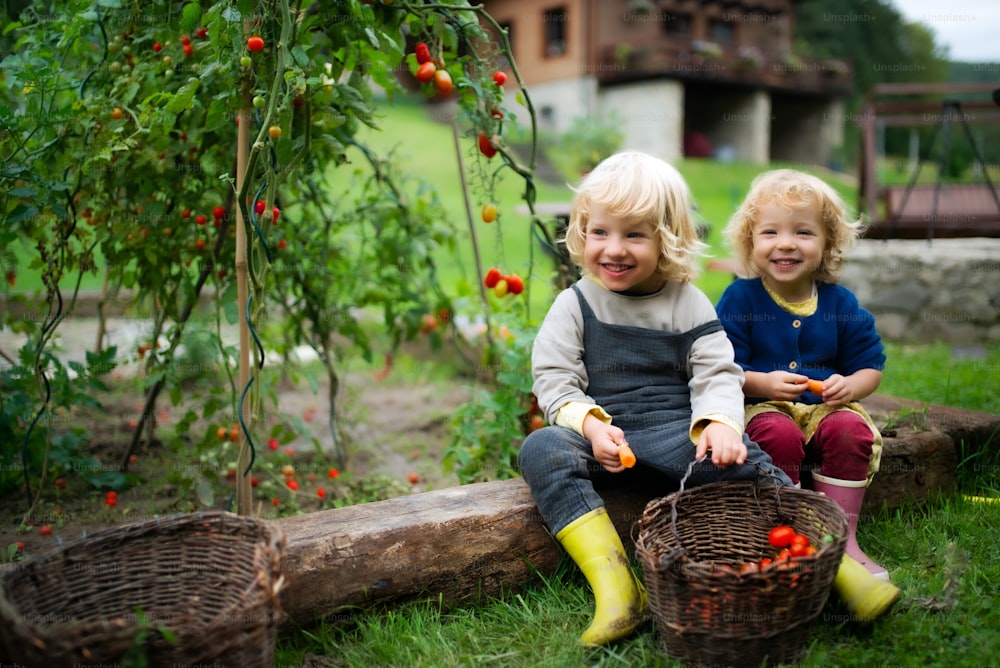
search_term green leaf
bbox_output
[222,281,239,324]
[290,45,310,67]
[6,203,38,224]
[195,475,214,507]
[166,81,199,114]
[181,2,202,33]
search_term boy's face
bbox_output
[751,198,826,298]
[583,205,662,294]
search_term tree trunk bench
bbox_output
[274,396,999,629]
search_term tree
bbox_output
[793,0,951,162]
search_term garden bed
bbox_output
[0,313,469,555]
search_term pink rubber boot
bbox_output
[812,472,889,581]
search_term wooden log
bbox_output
[866,429,957,513]
[861,395,1000,513]
[273,397,999,628]
[275,475,666,628]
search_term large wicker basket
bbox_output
[635,477,848,667]
[0,511,286,667]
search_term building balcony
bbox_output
[596,38,852,95]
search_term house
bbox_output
[482,0,852,166]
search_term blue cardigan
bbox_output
[716,278,885,405]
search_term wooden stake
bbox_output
[235,103,252,515]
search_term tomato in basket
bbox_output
[768,525,796,549]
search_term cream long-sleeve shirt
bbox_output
[531,276,746,443]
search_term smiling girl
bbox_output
[716,168,890,580]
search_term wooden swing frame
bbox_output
[858,82,1000,240]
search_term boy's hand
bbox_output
[582,414,628,473]
[695,422,747,468]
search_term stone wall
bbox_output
[839,238,1000,344]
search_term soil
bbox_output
[0,315,473,558]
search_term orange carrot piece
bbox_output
[806,379,825,395]
[618,442,636,468]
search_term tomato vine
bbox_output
[1,0,542,515]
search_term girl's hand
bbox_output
[813,373,850,406]
[582,414,627,473]
[762,371,811,401]
[696,422,748,467]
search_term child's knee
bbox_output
[517,426,581,477]
[747,412,805,457]
[816,412,874,448]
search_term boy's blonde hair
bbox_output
[564,151,706,283]
[725,169,865,283]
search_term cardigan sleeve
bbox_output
[831,287,886,375]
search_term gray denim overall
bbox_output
[519,285,792,536]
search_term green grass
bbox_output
[879,341,1000,416]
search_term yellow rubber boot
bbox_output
[556,508,647,645]
[834,553,901,622]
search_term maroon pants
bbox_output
[745,410,874,485]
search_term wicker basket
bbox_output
[0,511,286,668]
[635,477,848,667]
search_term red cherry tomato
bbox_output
[493,71,507,86]
[477,133,498,158]
[768,525,796,549]
[246,36,264,52]
[483,267,502,288]
[415,42,431,65]
[416,61,436,83]
[506,273,524,295]
[789,533,812,557]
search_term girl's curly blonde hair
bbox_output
[563,151,706,283]
[725,169,865,283]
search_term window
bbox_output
[662,13,691,37]
[543,7,567,57]
[540,105,555,129]
[709,19,734,47]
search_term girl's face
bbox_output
[751,199,826,300]
[583,205,663,294]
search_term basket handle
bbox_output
[667,455,707,546]
[666,456,789,544]
[750,462,791,522]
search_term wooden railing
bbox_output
[595,38,852,94]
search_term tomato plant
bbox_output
[1,0,544,517]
